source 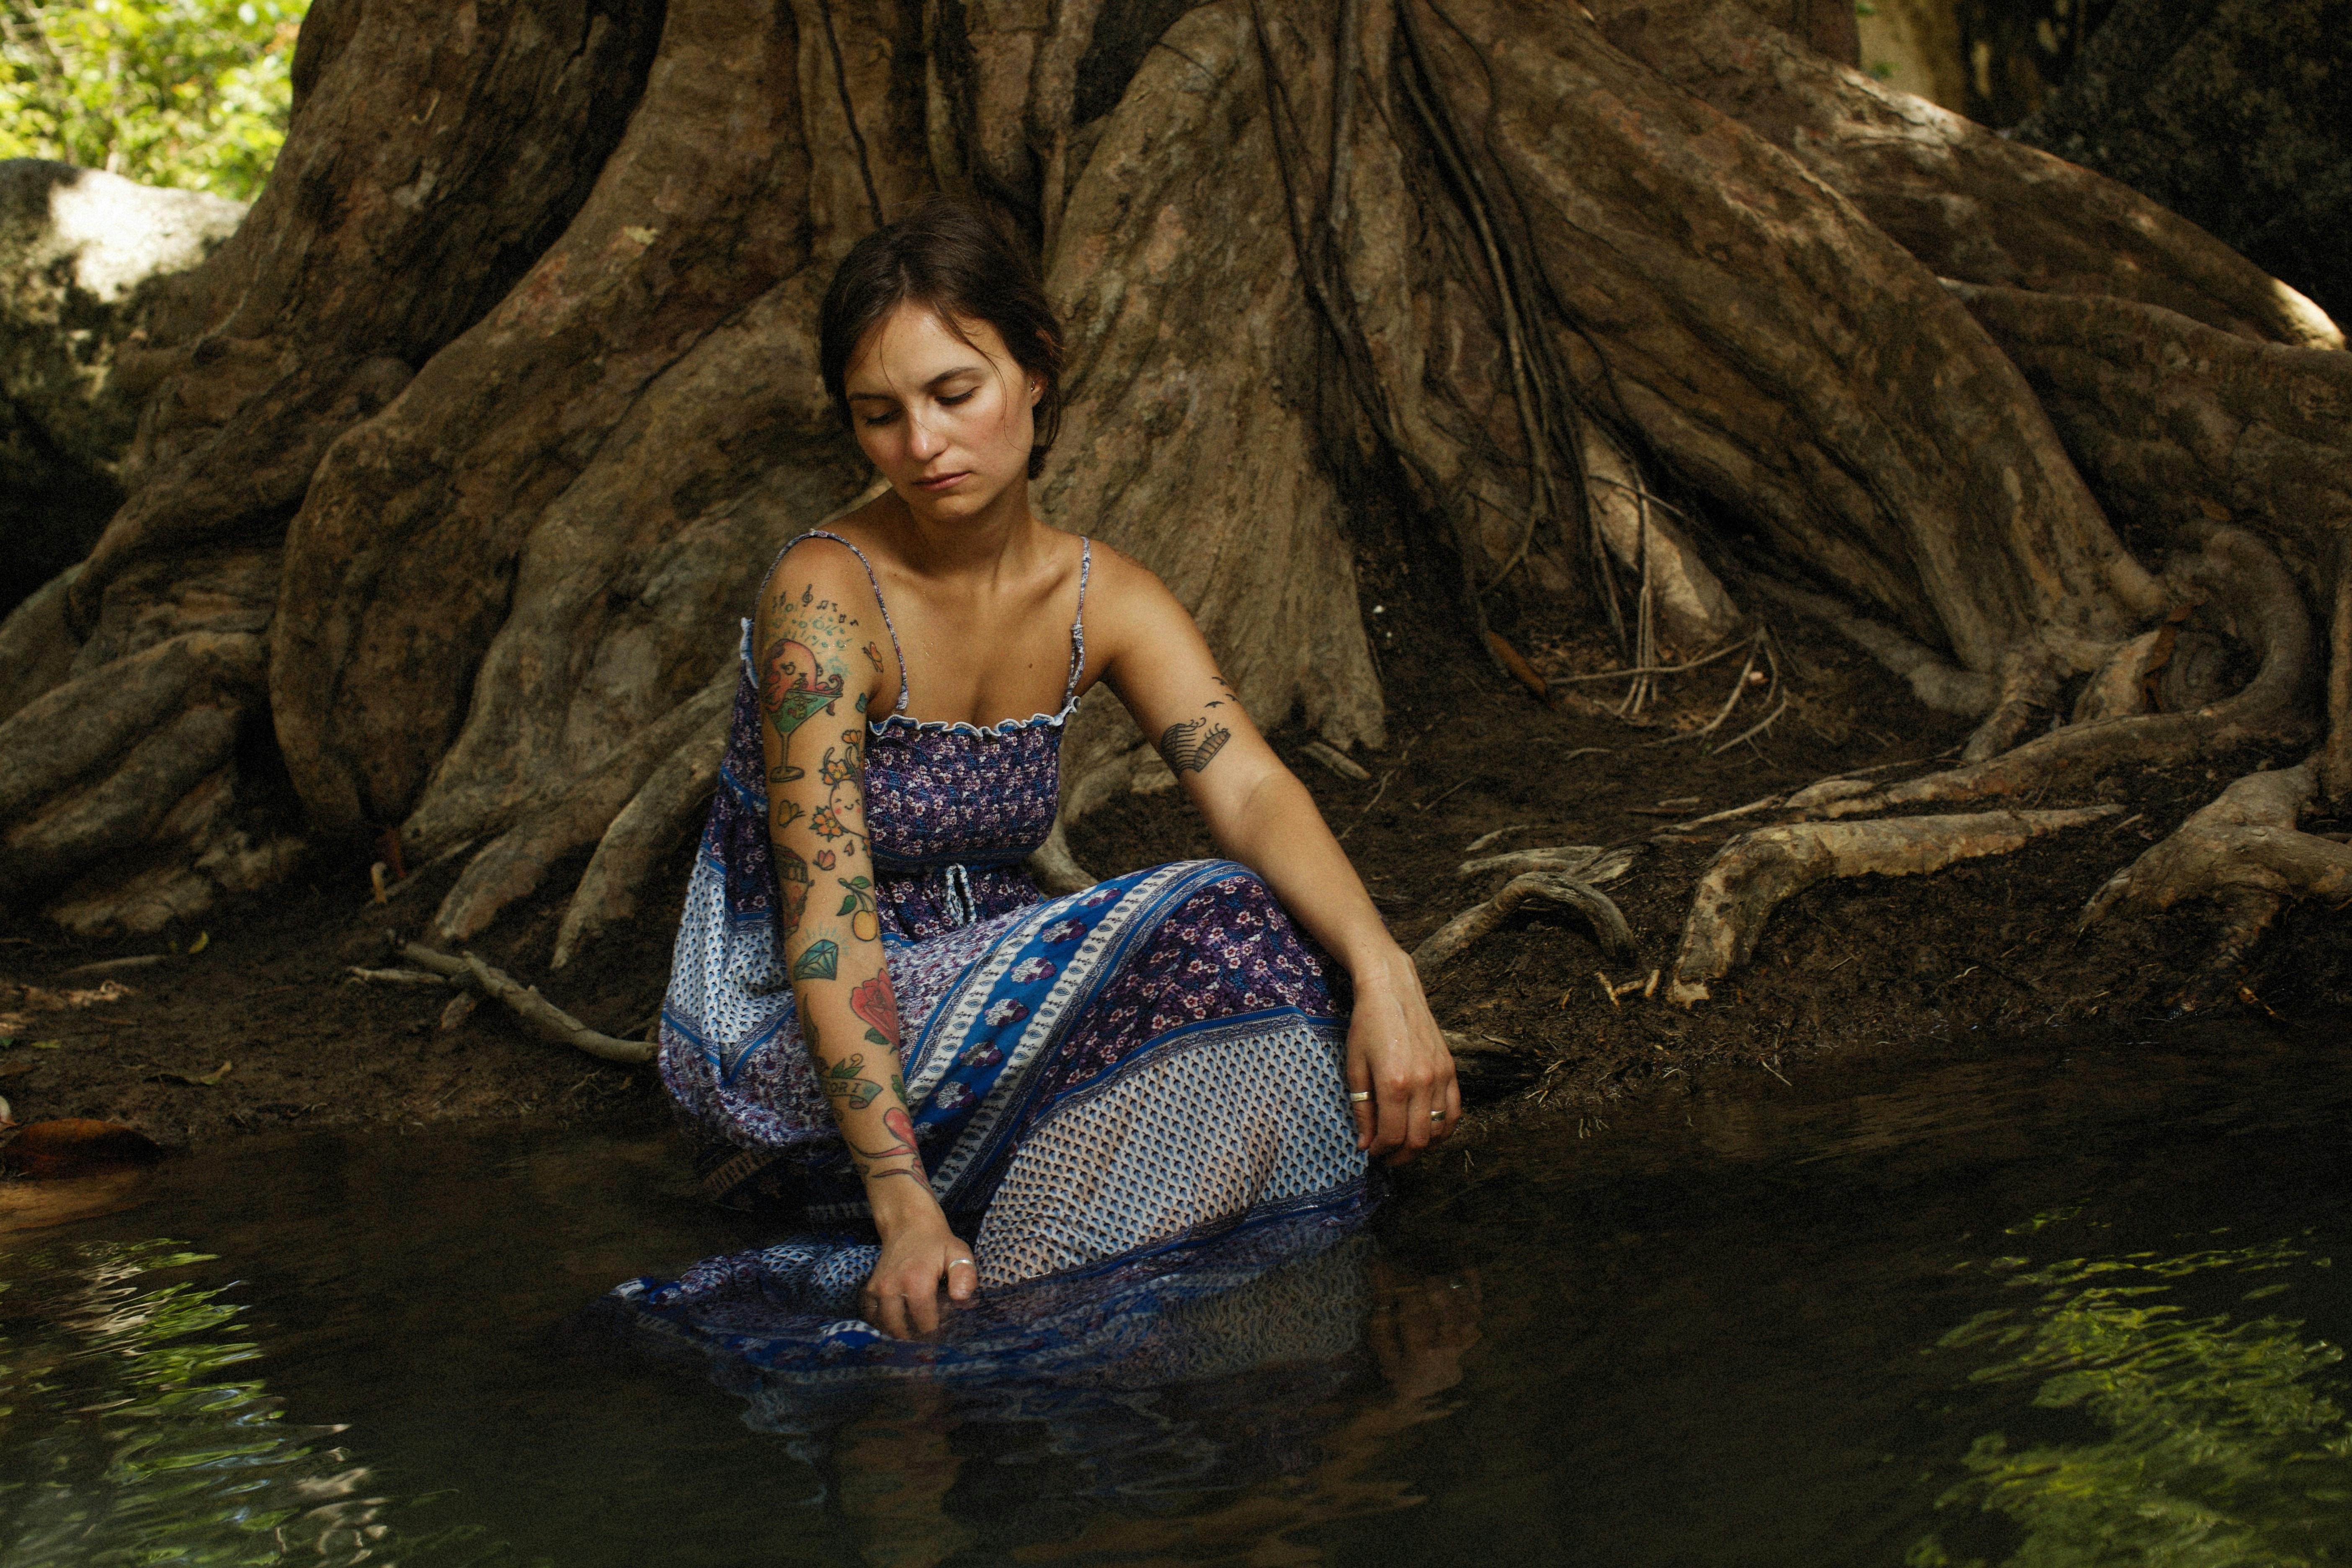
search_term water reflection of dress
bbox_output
[616,531,1373,1375]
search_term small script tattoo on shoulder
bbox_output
[1159,717,1232,775]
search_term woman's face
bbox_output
[844,303,1039,521]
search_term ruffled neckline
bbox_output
[868,699,1077,739]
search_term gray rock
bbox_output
[0,161,245,615]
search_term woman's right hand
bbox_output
[861,1204,977,1338]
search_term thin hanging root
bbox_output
[2079,761,2352,993]
[1667,807,2119,1006]
[397,941,651,1064]
[1412,870,1636,980]
[1630,628,1785,750]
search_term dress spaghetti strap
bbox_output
[771,529,909,716]
[1063,537,1091,711]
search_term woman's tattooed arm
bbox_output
[756,554,926,1194]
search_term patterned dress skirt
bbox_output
[611,534,1374,1382]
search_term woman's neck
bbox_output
[876,477,1050,584]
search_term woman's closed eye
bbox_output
[861,389,978,428]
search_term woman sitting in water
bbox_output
[650,195,1455,1344]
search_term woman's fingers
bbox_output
[1346,1049,1376,1152]
[1373,1074,1410,1159]
[864,1287,910,1340]
[1375,1073,1434,1164]
[864,1243,978,1338]
[906,1273,942,1337]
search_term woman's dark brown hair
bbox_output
[818,194,1065,479]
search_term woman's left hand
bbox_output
[1344,945,1459,1165]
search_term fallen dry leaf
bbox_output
[151,1061,234,1088]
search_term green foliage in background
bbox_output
[0,0,308,202]
[1914,1226,2352,1568]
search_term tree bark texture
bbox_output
[0,0,2343,999]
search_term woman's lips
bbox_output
[916,470,967,491]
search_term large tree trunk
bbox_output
[0,0,2341,1007]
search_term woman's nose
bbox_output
[906,410,946,461]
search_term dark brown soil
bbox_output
[3,582,2345,1160]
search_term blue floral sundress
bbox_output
[614,531,1373,1377]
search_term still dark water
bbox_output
[3,1021,2349,1567]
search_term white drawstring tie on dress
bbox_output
[942,862,975,928]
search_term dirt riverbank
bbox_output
[3,591,2344,1162]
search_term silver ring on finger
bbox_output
[1348,1090,1372,1103]
[947,1258,975,1271]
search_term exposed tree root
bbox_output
[1948,281,2352,801]
[397,941,650,1065]
[1413,869,1636,980]
[1456,844,1638,882]
[2,709,239,899]
[0,631,261,828]
[428,673,736,946]
[1749,575,1991,717]
[67,0,667,625]
[345,966,453,988]
[0,567,82,726]
[1807,529,2318,819]
[1300,741,1372,782]
[550,699,735,969]
[2079,760,2352,1006]
[1581,420,1743,660]
[1669,806,2120,1006]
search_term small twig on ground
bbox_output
[1339,721,1436,842]
[346,966,454,986]
[1338,772,1393,842]
[1463,823,1533,854]
[51,955,168,981]
[1413,870,1635,978]
[397,940,650,1064]
[1301,740,1372,781]
[1416,774,1481,810]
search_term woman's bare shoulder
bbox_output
[1073,536,1215,683]
[757,530,883,626]
[1077,538,1183,619]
